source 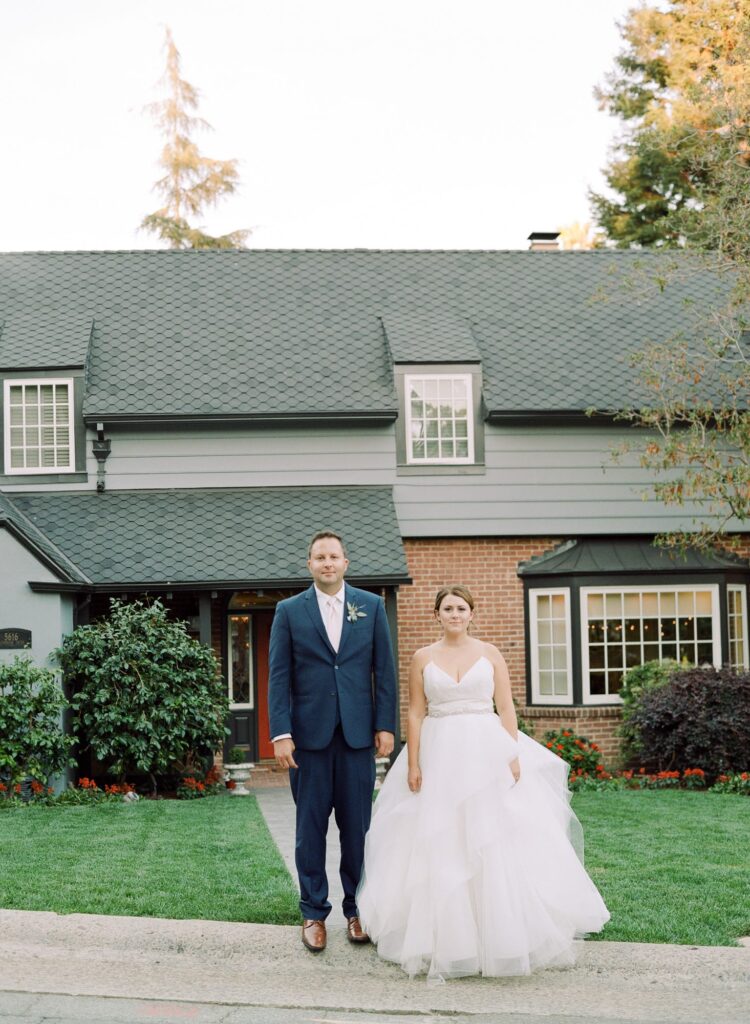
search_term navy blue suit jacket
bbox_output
[268,583,397,750]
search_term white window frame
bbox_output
[227,614,254,710]
[727,584,749,671]
[580,584,722,706]
[529,587,573,705]
[3,378,76,475]
[404,372,475,465]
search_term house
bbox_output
[1,248,747,766]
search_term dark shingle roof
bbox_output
[0,249,730,418]
[382,312,481,363]
[0,313,92,369]
[518,537,749,577]
[8,485,409,587]
[0,491,89,582]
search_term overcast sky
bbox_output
[1,0,639,252]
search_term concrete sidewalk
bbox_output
[0,908,748,1022]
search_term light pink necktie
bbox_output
[326,598,340,651]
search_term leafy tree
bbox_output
[0,657,75,791]
[141,27,249,250]
[58,599,229,793]
[595,2,750,549]
[591,0,750,249]
[557,221,604,250]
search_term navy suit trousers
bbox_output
[289,725,376,920]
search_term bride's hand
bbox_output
[408,766,422,793]
[510,757,521,784]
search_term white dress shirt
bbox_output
[271,584,345,744]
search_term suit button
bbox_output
[330,692,335,696]
[335,665,339,670]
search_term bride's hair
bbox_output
[433,584,475,615]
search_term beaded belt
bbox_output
[427,705,494,718]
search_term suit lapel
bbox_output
[303,585,336,656]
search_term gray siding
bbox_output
[0,530,73,669]
[1,422,732,537]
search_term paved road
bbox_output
[0,990,720,1024]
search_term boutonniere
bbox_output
[347,601,367,623]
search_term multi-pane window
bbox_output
[405,374,474,464]
[728,585,749,670]
[529,589,572,704]
[582,587,719,703]
[3,380,74,473]
[228,614,253,708]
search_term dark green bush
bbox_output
[0,656,75,791]
[58,599,229,792]
[626,666,750,779]
[619,659,679,761]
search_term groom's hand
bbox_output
[374,731,394,758]
[274,738,298,769]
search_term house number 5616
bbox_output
[0,628,32,649]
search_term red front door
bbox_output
[255,611,275,760]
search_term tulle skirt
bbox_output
[357,715,610,981]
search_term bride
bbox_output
[357,584,610,981]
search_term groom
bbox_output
[268,530,397,953]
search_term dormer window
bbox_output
[405,373,475,464]
[3,379,75,474]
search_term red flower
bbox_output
[639,767,646,774]
[562,730,571,737]
[556,744,564,751]
[545,742,553,749]
[14,784,21,794]
[226,780,236,790]
[30,781,44,794]
[0,782,6,792]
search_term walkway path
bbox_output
[254,781,346,915]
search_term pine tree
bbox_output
[141,28,248,249]
[590,0,750,249]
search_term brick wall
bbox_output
[396,537,624,764]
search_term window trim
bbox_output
[579,584,722,706]
[529,587,573,706]
[3,377,76,476]
[404,372,476,466]
[728,583,749,671]
[227,613,254,711]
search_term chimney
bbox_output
[527,231,560,252]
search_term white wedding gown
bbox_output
[357,656,610,981]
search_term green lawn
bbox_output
[1,791,747,946]
[573,790,750,946]
[0,796,299,924]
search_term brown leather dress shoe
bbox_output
[301,918,326,952]
[346,916,370,944]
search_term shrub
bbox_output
[544,728,607,777]
[0,657,75,794]
[709,771,750,795]
[626,666,750,779]
[176,764,223,800]
[58,599,229,793]
[619,659,679,762]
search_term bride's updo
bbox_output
[433,584,475,614]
